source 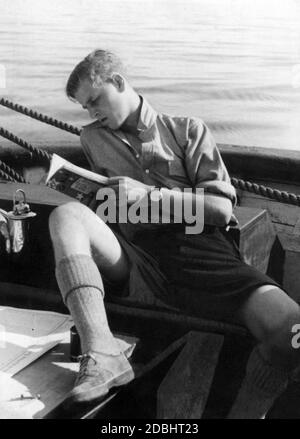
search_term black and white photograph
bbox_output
[0,0,300,423]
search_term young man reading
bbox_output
[49,49,300,418]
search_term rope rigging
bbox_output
[0,98,299,207]
[0,127,52,162]
[231,177,300,208]
[0,158,26,183]
[0,98,81,136]
[0,168,19,183]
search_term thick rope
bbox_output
[0,159,26,183]
[0,168,18,182]
[0,127,52,162]
[0,98,81,136]
[231,177,300,207]
[1,99,300,207]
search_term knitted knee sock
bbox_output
[228,347,289,419]
[56,254,121,356]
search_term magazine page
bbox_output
[45,154,109,206]
[45,154,109,185]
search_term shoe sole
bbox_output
[64,367,135,406]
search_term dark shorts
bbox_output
[128,224,281,323]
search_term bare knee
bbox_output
[48,202,126,276]
[49,201,107,237]
[49,202,86,232]
[260,308,300,369]
[239,286,300,369]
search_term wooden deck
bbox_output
[0,327,241,419]
[0,276,254,420]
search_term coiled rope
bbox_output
[0,98,300,207]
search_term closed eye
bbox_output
[91,96,100,106]
[82,96,100,110]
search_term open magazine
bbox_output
[45,154,109,206]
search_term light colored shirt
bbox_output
[80,96,236,205]
[79,97,237,307]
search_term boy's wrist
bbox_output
[148,186,163,201]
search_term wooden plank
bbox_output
[273,223,294,235]
[277,232,300,303]
[157,331,224,419]
[46,332,190,419]
[293,219,300,235]
[219,144,300,186]
[3,140,300,184]
[239,193,300,228]
[233,206,266,229]
[231,207,276,273]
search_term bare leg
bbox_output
[49,202,134,404]
[49,201,129,283]
[228,285,300,418]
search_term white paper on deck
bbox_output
[0,306,137,378]
[0,306,73,377]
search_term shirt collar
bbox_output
[106,96,157,145]
[136,96,157,133]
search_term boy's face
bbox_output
[74,76,131,130]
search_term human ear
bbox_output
[111,73,125,91]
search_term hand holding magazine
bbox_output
[45,154,108,207]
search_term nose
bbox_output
[87,106,97,119]
[86,103,99,119]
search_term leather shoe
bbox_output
[65,351,134,405]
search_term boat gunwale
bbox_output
[0,139,299,186]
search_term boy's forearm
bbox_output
[156,187,232,228]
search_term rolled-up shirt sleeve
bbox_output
[184,119,237,207]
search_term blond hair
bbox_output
[66,49,125,100]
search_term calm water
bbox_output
[0,0,300,150]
